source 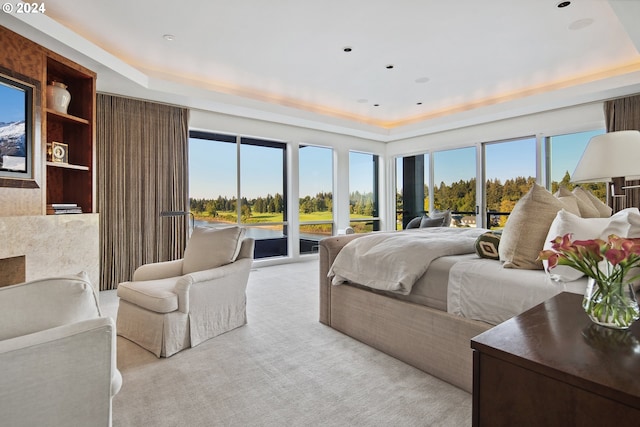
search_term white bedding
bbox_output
[329,227,487,295]
[447,258,587,325]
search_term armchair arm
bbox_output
[0,317,119,426]
[133,259,184,281]
[173,258,253,313]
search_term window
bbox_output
[546,129,606,201]
[433,147,476,227]
[189,132,237,225]
[299,145,333,254]
[349,151,379,233]
[484,137,536,228]
[188,132,288,259]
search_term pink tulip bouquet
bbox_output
[539,234,640,329]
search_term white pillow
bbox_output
[543,208,640,282]
[182,226,246,274]
[601,207,640,238]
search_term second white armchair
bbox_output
[117,226,254,357]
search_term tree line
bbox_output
[191,172,605,220]
[398,172,606,216]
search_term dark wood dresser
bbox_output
[471,292,640,426]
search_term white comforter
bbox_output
[447,258,587,325]
[328,227,487,295]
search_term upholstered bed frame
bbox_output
[319,234,491,393]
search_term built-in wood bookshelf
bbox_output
[45,54,96,214]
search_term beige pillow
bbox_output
[573,186,612,218]
[182,226,246,274]
[499,184,565,269]
[553,186,581,217]
[569,187,600,218]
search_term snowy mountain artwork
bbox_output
[0,120,27,171]
[1,75,31,177]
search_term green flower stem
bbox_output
[583,280,639,329]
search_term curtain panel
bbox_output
[604,94,640,211]
[97,94,189,290]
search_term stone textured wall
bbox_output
[0,214,99,287]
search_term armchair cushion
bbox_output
[117,277,179,313]
[182,226,246,274]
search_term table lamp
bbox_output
[571,130,640,201]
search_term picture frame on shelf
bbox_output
[0,69,39,188]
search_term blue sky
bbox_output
[397,130,603,189]
[189,139,335,199]
[0,83,26,123]
[190,129,603,200]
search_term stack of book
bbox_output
[47,203,83,214]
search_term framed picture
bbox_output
[0,71,38,187]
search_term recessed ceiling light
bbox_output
[416,102,423,105]
[343,46,353,52]
[373,104,380,107]
[557,1,571,8]
[163,34,176,41]
[415,77,430,83]
[569,18,594,30]
[386,64,394,69]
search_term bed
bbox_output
[318,227,587,392]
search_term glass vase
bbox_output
[582,277,640,329]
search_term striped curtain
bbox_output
[96,94,189,290]
[604,94,640,211]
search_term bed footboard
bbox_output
[319,234,363,325]
[318,233,491,393]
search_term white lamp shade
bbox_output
[571,130,640,183]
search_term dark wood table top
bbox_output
[471,292,640,409]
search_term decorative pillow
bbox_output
[475,231,502,260]
[499,184,566,269]
[420,216,447,228]
[543,210,611,281]
[182,226,246,274]
[573,186,612,218]
[601,207,640,238]
[429,209,452,227]
[553,187,582,217]
[405,216,423,229]
[569,187,600,218]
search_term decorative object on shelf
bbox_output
[46,81,71,114]
[46,203,82,214]
[539,234,640,329]
[50,141,68,163]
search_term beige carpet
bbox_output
[102,260,471,426]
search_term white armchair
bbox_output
[117,226,254,357]
[0,273,121,427]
